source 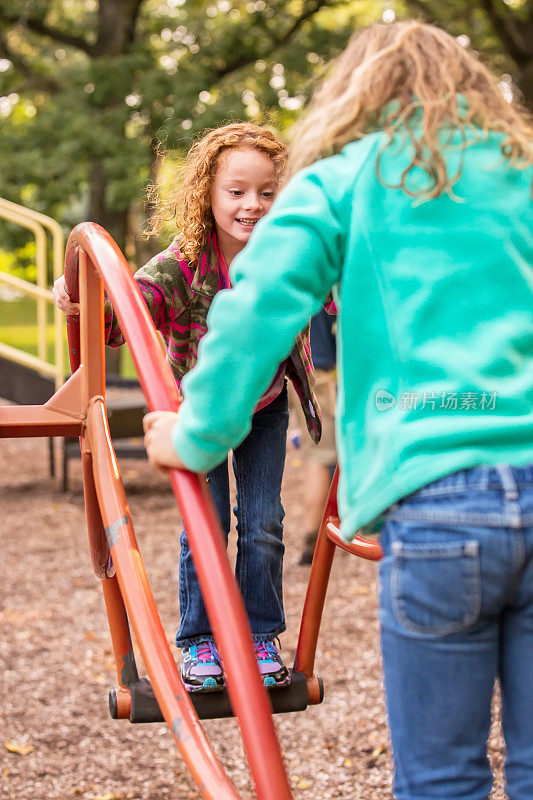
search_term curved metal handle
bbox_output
[326,518,383,561]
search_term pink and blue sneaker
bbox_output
[180,640,225,693]
[254,640,291,688]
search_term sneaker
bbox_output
[254,640,291,688]
[298,532,318,565]
[180,640,225,693]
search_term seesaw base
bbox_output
[109,669,323,722]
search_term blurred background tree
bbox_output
[0,0,367,261]
[0,0,531,265]
[402,0,533,110]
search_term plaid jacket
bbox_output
[105,233,322,443]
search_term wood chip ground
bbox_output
[0,417,508,799]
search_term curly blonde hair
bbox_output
[147,123,286,263]
[287,20,533,198]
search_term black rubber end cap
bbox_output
[108,690,118,719]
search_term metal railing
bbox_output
[0,197,65,390]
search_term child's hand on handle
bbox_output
[143,411,187,471]
[52,274,80,315]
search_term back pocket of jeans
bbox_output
[391,540,481,636]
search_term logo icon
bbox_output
[375,389,396,412]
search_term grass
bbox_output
[0,294,137,378]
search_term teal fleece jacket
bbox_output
[172,127,533,542]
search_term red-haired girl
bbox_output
[54,123,322,693]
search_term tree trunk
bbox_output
[88,163,129,252]
[517,59,533,112]
[88,162,130,376]
[130,140,164,267]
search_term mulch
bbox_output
[0,412,508,799]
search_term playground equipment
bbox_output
[0,199,65,475]
[60,376,148,491]
[0,198,149,489]
[0,223,383,800]
[0,197,65,392]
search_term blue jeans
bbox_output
[176,384,289,647]
[379,464,533,800]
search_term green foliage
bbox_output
[0,242,37,281]
[399,0,533,107]
[1,0,530,256]
[0,0,378,251]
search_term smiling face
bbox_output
[210,147,278,264]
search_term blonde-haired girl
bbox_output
[54,122,322,693]
[145,22,533,798]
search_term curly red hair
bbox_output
[147,123,286,263]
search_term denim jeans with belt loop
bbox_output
[379,464,533,800]
[176,384,289,648]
